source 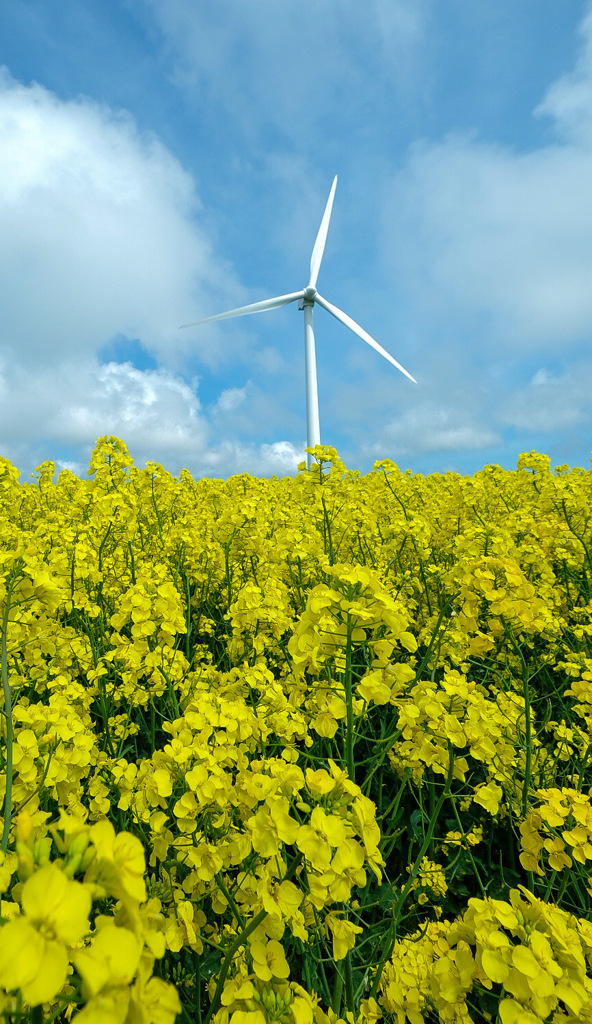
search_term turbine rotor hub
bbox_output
[303,285,317,303]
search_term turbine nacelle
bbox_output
[300,285,317,307]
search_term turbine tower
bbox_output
[181,176,417,468]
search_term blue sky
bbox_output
[2,1,592,478]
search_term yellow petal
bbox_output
[511,945,540,979]
[0,918,42,991]
[22,938,68,1007]
[21,864,91,945]
[481,948,509,984]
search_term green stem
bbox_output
[448,793,487,897]
[521,670,533,821]
[202,908,268,1024]
[309,906,333,1005]
[428,773,436,859]
[554,864,571,905]
[151,476,165,546]
[194,949,203,1024]
[214,872,246,930]
[202,853,302,1024]
[505,628,533,819]
[577,741,592,791]
[331,966,344,1015]
[321,496,335,564]
[543,868,558,903]
[369,746,455,1000]
[343,620,355,782]
[185,574,193,663]
[127,540,136,584]
[344,951,354,1015]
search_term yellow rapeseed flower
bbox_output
[0,863,91,1006]
[325,913,363,960]
[250,939,290,981]
[87,820,146,903]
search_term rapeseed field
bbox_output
[1,436,592,1023]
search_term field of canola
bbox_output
[2,437,592,1023]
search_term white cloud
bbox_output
[373,4,592,370]
[0,358,205,466]
[137,0,428,143]
[212,386,248,415]
[0,355,304,479]
[50,362,207,453]
[535,8,592,146]
[260,440,303,472]
[193,438,303,478]
[501,361,592,432]
[0,68,238,371]
[383,135,592,350]
[369,404,500,460]
[531,368,559,387]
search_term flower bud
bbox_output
[261,987,276,1011]
[63,832,91,877]
[33,836,52,867]
[16,841,35,881]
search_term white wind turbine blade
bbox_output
[308,176,338,290]
[180,290,304,328]
[315,293,417,384]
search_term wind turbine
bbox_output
[180,176,417,468]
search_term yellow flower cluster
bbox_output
[0,436,592,1022]
[520,787,592,874]
[381,887,592,1023]
[0,811,180,1021]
